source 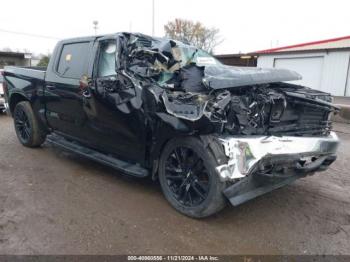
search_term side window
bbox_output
[57,42,90,79]
[97,41,117,77]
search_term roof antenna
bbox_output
[93,20,99,36]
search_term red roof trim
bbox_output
[254,35,350,54]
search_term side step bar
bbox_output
[46,133,149,178]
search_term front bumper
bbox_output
[216,132,339,181]
[215,132,339,206]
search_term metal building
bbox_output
[255,36,350,97]
[215,54,257,67]
[0,51,32,69]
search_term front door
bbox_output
[81,39,147,163]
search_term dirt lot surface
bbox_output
[1,114,350,255]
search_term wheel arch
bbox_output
[9,92,29,114]
[150,132,190,181]
[150,135,177,181]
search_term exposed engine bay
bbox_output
[98,33,338,138]
[161,85,335,136]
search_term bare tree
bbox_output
[37,54,51,67]
[164,18,222,53]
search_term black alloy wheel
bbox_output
[14,106,31,144]
[13,101,46,147]
[159,137,227,218]
[164,146,210,207]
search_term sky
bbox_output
[0,0,349,55]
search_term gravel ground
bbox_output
[0,114,350,255]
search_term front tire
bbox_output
[158,137,227,218]
[13,101,46,147]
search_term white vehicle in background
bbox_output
[0,70,6,113]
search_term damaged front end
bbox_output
[112,33,340,206]
[116,33,338,136]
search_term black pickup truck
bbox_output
[2,32,339,217]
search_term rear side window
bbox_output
[57,42,90,79]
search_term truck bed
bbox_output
[4,66,46,81]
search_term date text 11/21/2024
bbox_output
[127,256,219,261]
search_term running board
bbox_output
[46,133,149,178]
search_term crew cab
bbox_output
[2,33,339,217]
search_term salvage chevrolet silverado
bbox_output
[3,33,339,217]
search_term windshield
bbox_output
[120,34,222,86]
[157,43,221,85]
[174,44,221,67]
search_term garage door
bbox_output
[274,56,324,90]
[346,58,350,97]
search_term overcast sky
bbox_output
[0,0,349,55]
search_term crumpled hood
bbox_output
[203,64,302,89]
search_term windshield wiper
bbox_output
[186,49,198,65]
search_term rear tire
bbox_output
[158,137,227,218]
[13,101,46,147]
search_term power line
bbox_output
[152,0,155,36]
[0,28,60,40]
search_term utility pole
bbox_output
[152,0,155,36]
[93,20,99,35]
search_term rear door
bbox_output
[44,40,93,142]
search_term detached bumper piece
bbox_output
[223,157,335,206]
[216,132,339,206]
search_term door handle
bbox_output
[82,89,91,99]
[46,84,56,90]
